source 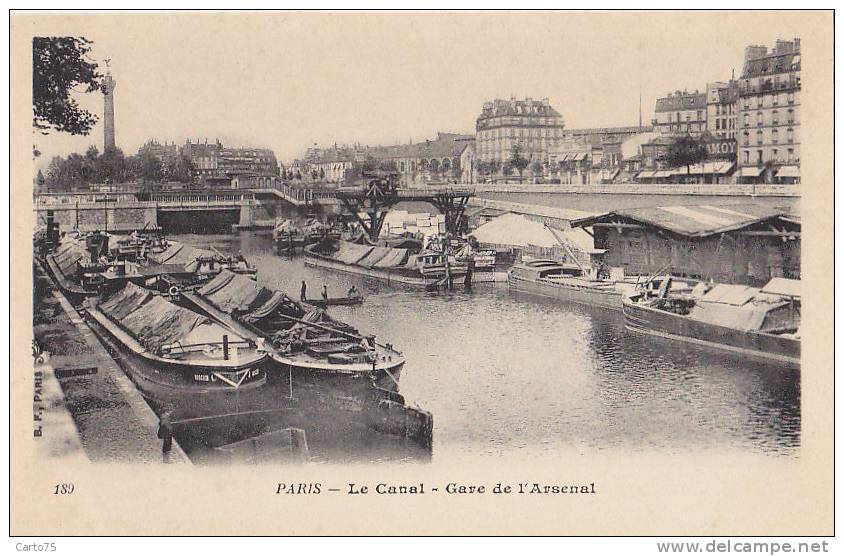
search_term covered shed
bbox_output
[570,204,800,286]
[470,212,604,269]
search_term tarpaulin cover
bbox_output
[404,254,420,270]
[373,248,409,268]
[689,301,784,332]
[357,246,392,267]
[99,282,152,321]
[761,277,800,298]
[197,270,237,296]
[700,284,761,306]
[147,242,184,264]
[334,242,374,265]
[52,240,88,276]
[242,291,289,324]
[148,242,215,271]
[113,290,209,352]
[198,269,265,314]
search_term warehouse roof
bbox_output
[570,204,800,238]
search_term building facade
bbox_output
[475,97,565,164]
[653,90,707,136]
[369,132,473,185]
[706,80,739,139]
[182,139,280,183]
[737,38,801,183]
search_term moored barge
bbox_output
[622,277,800,367]
[179,270,405,391]
[85,282,268,397]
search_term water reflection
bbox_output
[169,232,801,459]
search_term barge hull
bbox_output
[85,306,267,398]
[622,301,800,368]
[508,274,622,310]
[304,253,502,286]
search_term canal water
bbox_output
[169,232,801,461]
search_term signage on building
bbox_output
[703,138,737,160]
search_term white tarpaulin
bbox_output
[470,213,600,252]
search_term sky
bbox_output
[22,11,814,168]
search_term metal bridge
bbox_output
[33,183,475,237]
[331,174,475,240]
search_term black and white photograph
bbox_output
[9,9,834,540]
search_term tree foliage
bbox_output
[41,146,198,189]
[664,135,707,173]
[33,37,102,135]
[508,144,529,181]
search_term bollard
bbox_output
[289,428,309,463]
[222,334,229,360]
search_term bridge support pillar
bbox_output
[238,204,253,228]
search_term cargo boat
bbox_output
[622,277,800,367]
[85,282,268,395]
[180,270,405,391]
[43,233,113,303]
[146,240,257,277]
[507,257,680,311]
[304,239,474,287]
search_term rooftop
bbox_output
[570,204,800,238]
[655,91,707,113]
[479,97,562,120]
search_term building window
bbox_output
[743,150,750,164]
[757,112,763,126]
[742,131,749,145]
[787,109,795,123]
[697,110,703,121]
[772,110,779,125]
[743,113,749,127]
[787,128,794,142]
[772,129,779,144]
[756,130,763,145]
[757,96,763,108]
[787,148,794,162]
[757,150,763,164]
[715,119,721,130]
[773,93,779,106]
[686,113,691,122]
[772,148,778,161]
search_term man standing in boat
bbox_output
[300,280,307,301]
[322,284,328,302]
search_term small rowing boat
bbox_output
[303,294,364,307]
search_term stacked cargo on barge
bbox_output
[305,237,475,287]
[180,270,405,391]
[623,278,800,367]
[85,282,268,396]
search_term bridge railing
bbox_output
[137,192,255,204]
[264,183,336,203]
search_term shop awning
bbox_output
[776,165,800,178]
[739,166,765,177]
[636,170,656,179]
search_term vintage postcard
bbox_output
[9,10,834,537]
